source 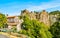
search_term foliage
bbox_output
[20,15,52,38]
[11,26,17,33]
[50,22,60,38]
[49,10,60,15]
[0,13,7,28]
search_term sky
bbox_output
[0,0,60,16]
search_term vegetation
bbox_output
[50,22,60,38]
[0,10,60,38]
[11,26,17,33]
[19,15,52,38]
[0,13,7,28]
[49,10,60,15]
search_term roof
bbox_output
[7,16,16,18]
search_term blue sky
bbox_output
[0,0,60,16]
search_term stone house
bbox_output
[49,14,60,25]
[7,16,23,31]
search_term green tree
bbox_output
[49,10,60,15]
[0,13,7,28]
[11,26,17,33]
[20,15,52,38]
[50,22,60,38]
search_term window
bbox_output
[8,18,15,23]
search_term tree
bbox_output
[50,22,60,38]
[11,26,17,33]
[49,10,60,15]
[20,15,52,38]
[0,13,7,28]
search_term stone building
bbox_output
[7,16,23,31]
[49,14,60,25]
[6,9,60,32]
[21,9,50,25]
[7,9,51,31]
[39,10,50,25]
[21,9,36,20]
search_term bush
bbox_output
[11,26,17,33]
[50,22,60,38]
[20,15,52,38]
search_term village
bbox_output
[0,0,60,38]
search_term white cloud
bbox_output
[26,1,60,11]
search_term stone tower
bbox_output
[21,9,36,20]
[39,10,50,25]
[21,9,29,16]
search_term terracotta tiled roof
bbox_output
[7,16,16,18]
